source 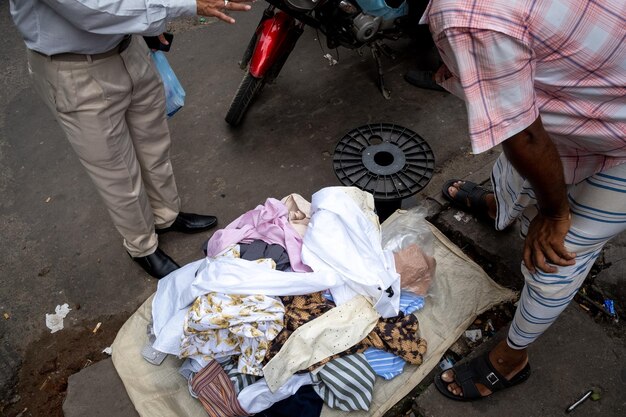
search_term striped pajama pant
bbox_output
[491,159,626,349]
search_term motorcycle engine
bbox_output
[317,0,407,49]
[351,0,408,42]
[352,13,382,42]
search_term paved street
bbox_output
[1,2,624,417]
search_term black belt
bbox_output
[35,35,132,62]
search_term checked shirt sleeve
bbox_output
[435,28,539,154]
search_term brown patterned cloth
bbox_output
[191,361,250,417]
[364,313,427,365]
[265,292,427,370]
[265,292,334,361]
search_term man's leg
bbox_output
[120,37,218,237]
[509,163,626,348]
[119,37,181,229]
[442,162,626,397]
[27,48,158,258]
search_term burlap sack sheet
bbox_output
[111,221,516,417]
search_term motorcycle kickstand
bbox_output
[371,45,391,100]
[376,40,397,60]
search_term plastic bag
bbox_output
[381,206,436,296]
[381,206,434,254]
[151,50,185,118]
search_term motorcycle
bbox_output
[225,0,423,126]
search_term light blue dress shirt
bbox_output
[10,0,196,55]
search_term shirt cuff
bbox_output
[167,0,197,19]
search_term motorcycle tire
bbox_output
[225,71,265,127]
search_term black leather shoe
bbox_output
[132,247,180,279]
[156,212,218,234]
[404,70,447,92]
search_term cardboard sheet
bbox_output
[112,220,516,417]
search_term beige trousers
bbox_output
[27,36,180,257]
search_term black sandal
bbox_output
[434,352,531,402]
[441,179,495,224]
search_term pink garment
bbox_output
[205,198,311,272]
[421,0,626,184]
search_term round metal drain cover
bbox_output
[333,123,435,200]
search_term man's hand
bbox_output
[523,212,575,274]
[502,116,576,274]
[196,0,253,24]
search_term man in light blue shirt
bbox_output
[9,0,252,278]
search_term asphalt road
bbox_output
[0,3,476,407]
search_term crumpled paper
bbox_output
[45,303,71,333]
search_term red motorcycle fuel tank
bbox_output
[249,11,295,78]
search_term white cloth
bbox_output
[302,187,401,318]
[111,221,517,417]
[151,258,343,355]
[237,373,313,414]
[152,186,402,356]
[10,0,196,55]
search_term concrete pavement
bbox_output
[1,2,624,416]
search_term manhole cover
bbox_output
[333,123,435,200]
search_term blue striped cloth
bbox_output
[363,291,425,380]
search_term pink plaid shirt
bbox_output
[421,0,626,184]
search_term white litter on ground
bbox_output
[323,53,338,66]
[45,303,71,333]
[102,347,113,355]
[453,211,472,223]
[464,328,483,342]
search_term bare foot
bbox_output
[440,339,528,398]
[447,181,497,220]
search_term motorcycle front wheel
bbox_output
[225,71,266,127]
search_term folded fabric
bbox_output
[322,289,424,314]
[265,292,335,364]
[280,193,312,239]
[239,240,292,271]
[190,361,250,417]
[265,291,427,375]
[365,312,427,365]
[311,353,376,411]
[362,291,425,380]
[180,293,285,376]
[262,295,379,392]
[398,290,425,314]
[237,373,313,414]
[205,197,310,272]
[257,385,323,417]
[221,360,260,394]
[152,258,343,355]
[362,347,406,380]
[301,187,401,318]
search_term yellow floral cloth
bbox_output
[180,291,285,376]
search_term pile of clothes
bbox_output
[143,187,437,417]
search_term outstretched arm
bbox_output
[40,0,252,35]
